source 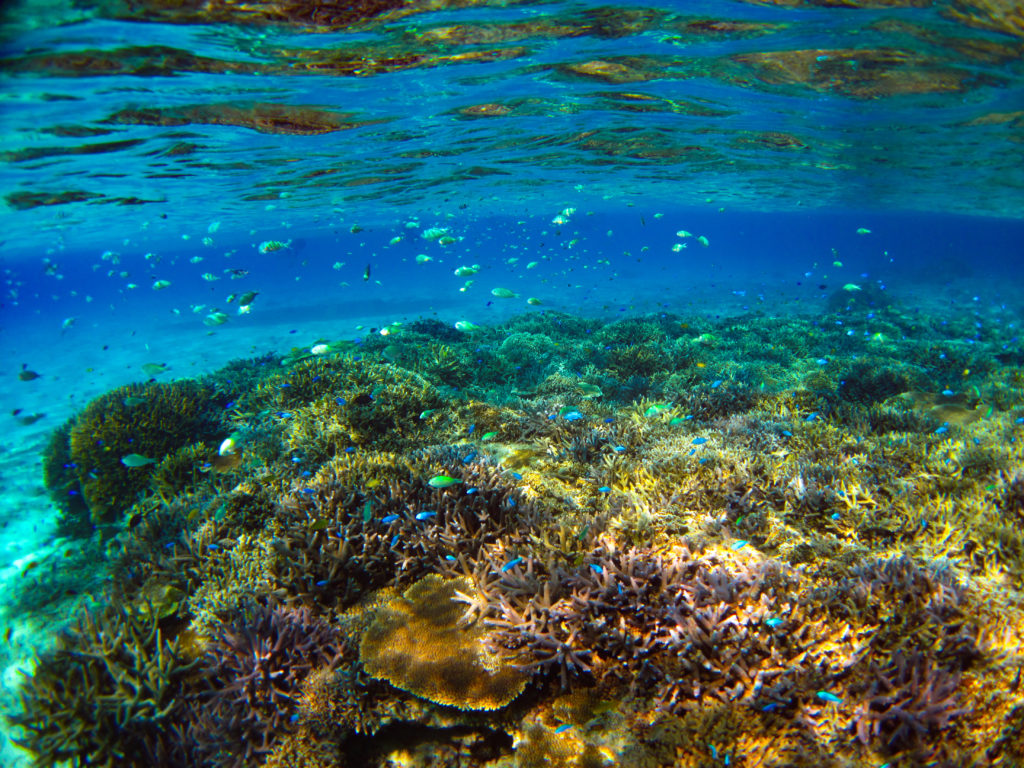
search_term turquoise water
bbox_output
[1,2,1023,767]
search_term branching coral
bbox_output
[195,600,344,765]
[9,599,200,766]
[59,380,224,525]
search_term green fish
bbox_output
[668,417,686,426]
[480,431,498,442]
[577,383,603,398]
[526,297,543,306]
[491,287,518,299]
[121,453,156,468]
[141,362,168,375]
[644,404,672,418]
[363,501,373,523]
[419,409,438,420]
[123,396,146,407]
[428,475,463,489]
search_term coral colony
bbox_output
[12,307,1024,767]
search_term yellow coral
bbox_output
[359,574,527,710]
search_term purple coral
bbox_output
[194,601,344,765]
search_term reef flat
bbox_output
[9,296,1024,768]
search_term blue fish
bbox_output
[934,425,949,434]
[765,617,783,628]
[390,534,401,547]
[381,514,400,524]
[501,557,523,572]
[462,452,477,463]
[711,379,723,388]
[315,579,329,587]
[335,397,346,406]
[554,724,571,734]
[731,539,749,550]
[781,430,793,437]
[613,445,626,452]
[590,563,603,574]
[468,424,476,434]
[816,691,842,704]
[692,437,707,445]
[445,555,456,561]
[563,411,584,421]
[415,510,437,521]
[598,486,611,493]
[510,472,523,480]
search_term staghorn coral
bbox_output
[9,599,199,766]
[196,600,344,765]
[359,574,528,710]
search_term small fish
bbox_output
[577,383,602,398]
[526,261,539,270]
[363,264,371,281]
[481,431,498,442]
[141,362,168,375]
[764,617,783,628]
[258,239,291,254]
[16,413,44,426]
[236,291,258,307]
[415,510,437,521]
[816,691,843,704]
[419,409,438,420]
[121,453,157,468]
[597,486,611,493]
[691,437,707,445]
[644,404,671,417]
[454,265,480,277]
[203,311,229,327]
[381,514,400,524]
[363,501,373,523]
[554,724,572,734]
[309,518,329,532]
[415,254,433,264]
[201,272,220,282]
[18,365,40,381]
[668,417,685,426]
[152,279,172,290]
[428,475,462,489]
[676,230,693,238]
[562,411,584,421]
[731,539,749,550]
[491,287,518,298]
[501,557,523,572]
[697,235,709,247]
[526,297,543,305]
[842,283,862,292]
[856,227,871,235]
[422,226,449,241]
[455,321,480,332]
[227,268,249,279]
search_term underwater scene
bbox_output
[2,0,1024,766]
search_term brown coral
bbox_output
[359,574,528,710]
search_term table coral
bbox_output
[359,574,528,710]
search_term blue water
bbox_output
[1,0,1023,765]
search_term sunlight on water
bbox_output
[0,2,1022,767]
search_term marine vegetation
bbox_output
[44,380,225,529]
[13,303,1024,767]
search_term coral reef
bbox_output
[48,380,225,527]
[17,302,1024,767]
